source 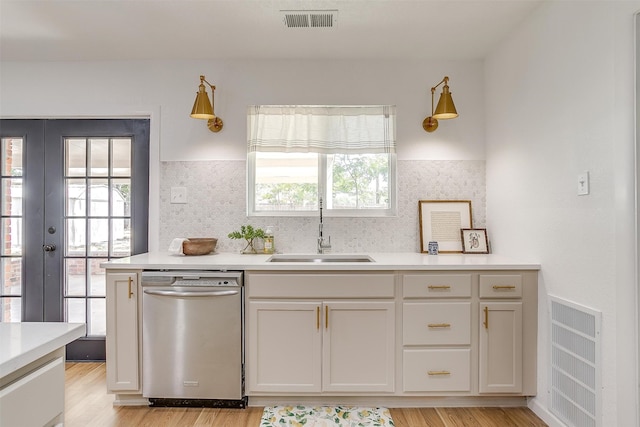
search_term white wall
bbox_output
[0,59,485,161]
[485,1,639,426]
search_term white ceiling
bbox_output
[0,0,542,62]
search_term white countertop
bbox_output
[0,322,86,378]
[101,252,540,271]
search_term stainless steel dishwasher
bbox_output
[141,270,245,408]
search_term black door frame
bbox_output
[0,119,149,360]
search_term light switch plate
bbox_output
[577,172,589,196]
[170,186,187,204]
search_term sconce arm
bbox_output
[430,76,449,94]
[200,75,216,91]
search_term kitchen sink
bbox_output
[266,254,374,263]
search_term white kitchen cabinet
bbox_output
[246,272,395,394]
[0,354,65,427]
[247,301,322,392]
[402,271,537,396]
[401,273,473,393]
[101,258,539,406]
[478,301,523,393]
[0,323,85,424]
[403,274,472,298]
[477,274,527,394]
[323,301,395,392]
[403,348,471,392]
[403,302,471,346]
[106,271,140,393]
[477,272,537,395]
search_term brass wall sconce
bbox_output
[423,76,458,133]
[190,75,223,132]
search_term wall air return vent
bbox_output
[281,10,338,28]
[549,296,601,427]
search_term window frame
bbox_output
[247,151,397,218]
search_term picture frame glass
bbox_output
[461,228,489,254]
[418,200,472,253]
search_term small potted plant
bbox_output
[228,225,266,254]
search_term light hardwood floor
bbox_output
[65,362,547,427]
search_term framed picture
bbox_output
[418,200,472,253]
[461,228,489,254]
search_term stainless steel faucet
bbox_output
[317,197,332,254]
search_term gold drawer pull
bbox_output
[427,323,451,328]
[428,285,451,290]
[316,307,320,330]
[427,370,451,376]
[492,285,516,290]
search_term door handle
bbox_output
[43,244,56,252]
[128,277,134,299]
[483,306,489,329]
[325,305,329,329]
[143,289,239,297]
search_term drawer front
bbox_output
[403,349,471,392]
[479,274,522,298]
[0,356,64,427]
[403,274,471,298]
[403,302,471,345]
[247,273,395,298]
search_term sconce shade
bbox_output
[433,84,458,119]
[191,83,215,119]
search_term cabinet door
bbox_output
[323,301,395,392]
[479,302,522,393]
[247,301,322,393]
[105,272,139,392]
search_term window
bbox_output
[248,105,396,216]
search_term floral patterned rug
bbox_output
[260,405,395,427]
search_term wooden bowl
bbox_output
[182,238,217,256]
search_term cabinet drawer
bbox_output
[479,274,522,298]
[403,349,471,392]
[403,302,471,345]
[247,273,395,298]
[403,274,471,298]
[0,356,64,427]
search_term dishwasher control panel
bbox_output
[142,270,243,288]
[174,278,239,287]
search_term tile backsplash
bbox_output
[159,160,486,253]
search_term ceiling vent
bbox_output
[281,10,338,28]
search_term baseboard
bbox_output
[248,395,529,408]
[112,394,149,406]
[528,397,566,427]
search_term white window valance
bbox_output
[247,105,396,154]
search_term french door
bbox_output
[0,119,149,360]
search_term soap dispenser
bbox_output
[264,226,275,254]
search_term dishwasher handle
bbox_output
[143,289,239,297]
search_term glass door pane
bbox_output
[64,137,133,336]
[0,137,23,322]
